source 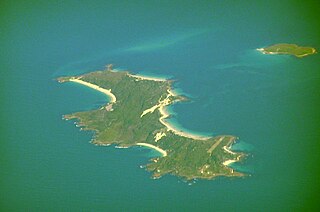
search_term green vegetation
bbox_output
[58,69,246,180]
[258,43,317,58]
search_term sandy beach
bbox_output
[256,48,265,52]
[127,73,167,82]
[256,48,270,54]
[70,73,211,151]
[111,71,209,142]
[223,159,236,166]
[297,48,317,57]
[69,78,117,103]
[140,86,211,141]
[256,48,276,54]
[223,146,236,155]
[136,143,167,157]
[257,47,317,57]
[159,103,211,141]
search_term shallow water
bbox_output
[1,0,319,211]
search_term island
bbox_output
[257,43,317,58]
[57,66,247,180]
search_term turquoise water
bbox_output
[1,1,320,211]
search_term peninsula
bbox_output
[57,66,247,180]
[257,43,317,58]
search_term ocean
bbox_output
[1,0,319,211]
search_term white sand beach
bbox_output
[127,73,167,82]
[69,78,117,103]
[223,159,236,166]
[136,143,167,157]
[140,86,212,141]
[140,87,211,141]
[223,146,236,155]
[158,104,211,141]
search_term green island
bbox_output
[57,65,247,180]
[257,43,317,58]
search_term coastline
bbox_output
[256,46,317,58]
[223,160,237,166]
[221,137,244,168]
[65,71,213,145]
[223,145,236,155]
[69,78,117,103]
[59,69,247,179]
[127,73,168,82]
[256,48,266,54]
[296,48,317,57]
[129,71,211,141]
[136,143,167,157]
[158,96,212,141]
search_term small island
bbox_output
[257,43,317,58]
[57,66,247,180]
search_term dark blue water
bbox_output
[1,1,319,211]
